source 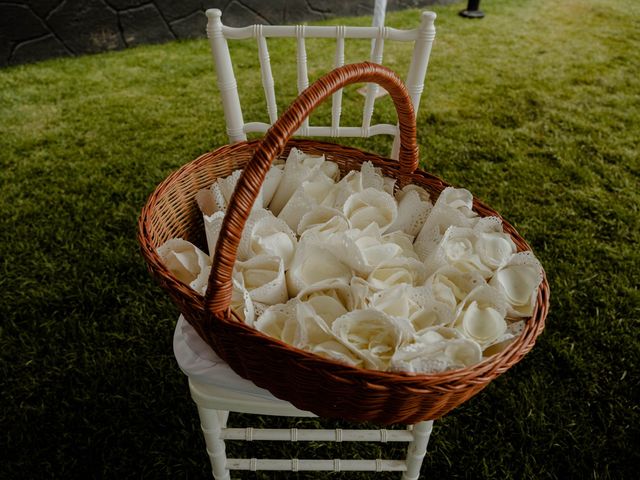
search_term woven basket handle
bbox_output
[206,62,419,315]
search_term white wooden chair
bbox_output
[176,7,438,478]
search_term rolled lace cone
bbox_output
[297,206,349,239]
[278,170,336,231]
[369,284,455,334]
[297,278,354,322]
[231,272,256,325]
[331,161,385,209]
[490,251,543,317]
[426,226,493,277]
[157,238,211,295]
[286,238,353,297]
[343,188,398,232]
[237,210,297,269]
[261,164,285,208]
[425,265,487,310]
[332,309,414,371]
[367,257,427,290]
[269,148,326,215]
[454,285,509,347]
[332,224,404,275]
[234,255,288,306]
[414,187,479,261]
[387,185,432,236]
[390,325,483,373]
[255,299,300,345]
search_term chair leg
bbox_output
[217,410,229,428]
[401,420,433,480]
[197,406,231,480]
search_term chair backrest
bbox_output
[205,8,436,160]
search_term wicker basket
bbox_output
[138,62,549,425]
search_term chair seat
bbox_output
[174,315,315,416]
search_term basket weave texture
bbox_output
[138,62,549,425]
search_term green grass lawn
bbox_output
[1,0,638,478]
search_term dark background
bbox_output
[0,0,453,67]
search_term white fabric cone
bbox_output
[332,224,404,275]
[320,160,341,181]
[294,301,337,348]
[157,238,211,295]
[349,276,373,310]
[286,239,352,297]
[387,187,432,236]
[256,299,342,355]
[297,206,349,238]
[269,148,325,215]
[195,187,223,216]
[261,164,284,208]
[278,171,335,231]
[332,170,362,209]
[383,230,420,260]
[479,318,525,357]
[425,226,493,278]
[332,309,414,371]
[367,257,427,290]
[237,210,297,269]
[217,169,242,204]
[369,284,455,334]
[203,211,225,257]
[231,272,256,326]
[234,255,288,306]
[331,161,385,209]
[490,251,543,317]
[343,188,397,232]
[360,161,385,191]
[475,229,517,271]
[297,278,354,319]
[309,340,363,367]
[425,265,487,310]
[453,285,509,347]
[389,326,482,373]
[414,187,479,261]
[397,184,432,203]
[209,169,263,214]
[255,299,300,345]
[383,176,396,195]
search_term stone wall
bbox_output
[1,0,452,67]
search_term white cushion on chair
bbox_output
[173,315,279,401]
